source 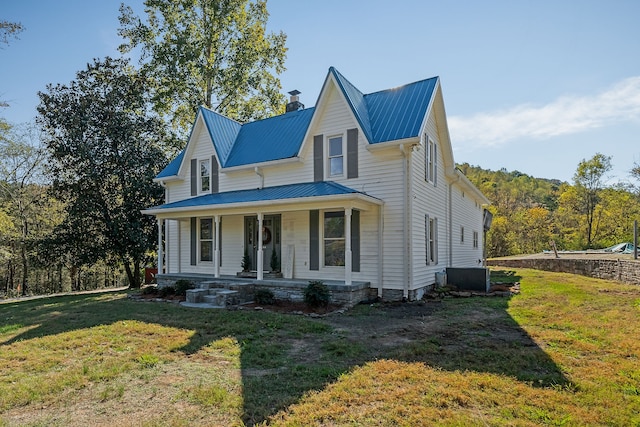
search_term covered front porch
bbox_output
[143,181,385,295]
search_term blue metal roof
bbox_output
[199,107,242,165]
[365,77,438,143]
[151,181,376,210]
[156,149,185,179]
[330,67,438,144]
[224,107,315,167]
[156,68,438,180]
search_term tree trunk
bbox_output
[21,242,29,296]
[123,260,141,289]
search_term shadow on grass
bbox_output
[1,277,569,426]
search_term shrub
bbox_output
[304,280,330,308]
[174,279,194,296]
[158,286,176,298]
[142,285,158,295]
[254,288,275,305]
[270,248,280,272]
[241,249,251,271]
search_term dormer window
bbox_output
[199,159,210,193]
[328,135,343,176]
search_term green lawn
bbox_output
[1,269,639,426]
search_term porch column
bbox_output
[214,215,220,278]
[345,208,352,286]
[157,218,164,275]
[257,212,264,280]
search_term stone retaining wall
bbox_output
[488,257,640,285]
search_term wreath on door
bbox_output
[259,226,272,245]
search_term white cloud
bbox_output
[448,76,640,147]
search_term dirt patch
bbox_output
[242,300,343,315]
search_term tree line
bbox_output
[460,155,640,258]
[1,1,287,297]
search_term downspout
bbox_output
[378,203,384,298]
[399,144,412,300]
[448,173,460,267]
[254,166,264,189]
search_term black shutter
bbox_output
[211,155,219,193]
[351,209,360,272]
[190,159,197,196]
[190,217,197,265]
[218,218,222,267]
[347,128,358,179]
[313,135,323,182]
[433,144,438,187]
[309,210,319,270]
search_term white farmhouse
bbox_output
[144,67,489,302]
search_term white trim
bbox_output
[221,156,301,173]
[257,213,264,280]
[365,136,420,152]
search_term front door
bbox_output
[244,215,281,272]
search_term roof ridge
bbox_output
[363,75,439,97]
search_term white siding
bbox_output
[450,185,484,267]
[410,111,448,290]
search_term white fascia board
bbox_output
[417,77,440,142]
[142,192,383,218]
[221,156,302,173]
[153,175,182,184]
[296,72,371,159]
[455,169,491,205]
[365,136,420,152]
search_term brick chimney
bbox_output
[285,90,304,113]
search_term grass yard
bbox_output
[1,268,639,426]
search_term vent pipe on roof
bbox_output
[286,90,304,113]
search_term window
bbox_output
[425,214,438,265]
[460,226,465,244]
[425,135,437,184]
[473,231,479,249]
[199,159,210,193]
[328,136,343,176]
[324,211,345,266]
[200,218,213,262]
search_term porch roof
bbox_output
[144,181,383,216]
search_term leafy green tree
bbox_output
[37,57,172,288]
[0,122,49,295]
[572,153,612,248]
[118,0,287,133]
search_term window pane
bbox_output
[200,218,213,239]
[324,240,345,266]
[329,137,342,156]
[200,241,213,261]
[330,157,343,176]
[200,160,210,192]
[324,215,344,239]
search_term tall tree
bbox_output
[0,122,49,295]
[118,0,287,133]
[572,153,612,248]
[37,57,172,288]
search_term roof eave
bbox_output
[222,156,302,173]
[365,136,421,152]
[142,192,383,217]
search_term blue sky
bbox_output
[2,0,639,183]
